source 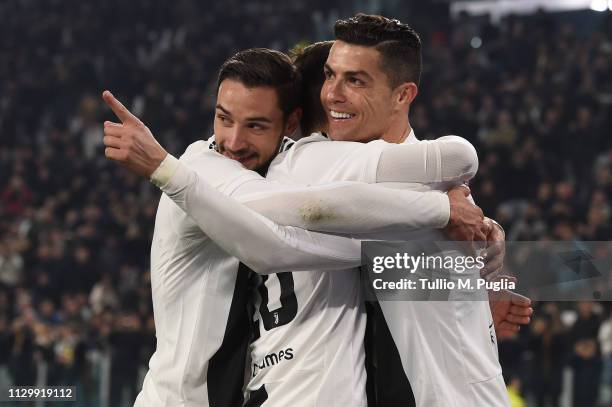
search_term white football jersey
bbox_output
[370,133,510,407]
[243,133,485,407]
[248,132,508,407]
[138,136,455,407]
[136,141,367,407]
[245,136,395,407]
[135,144,253,407]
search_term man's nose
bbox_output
[224,127,249,153]
[324,78,346,106]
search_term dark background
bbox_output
[1,0,611,405]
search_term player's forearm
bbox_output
[376,135,478,184]
[240,182,450,233]
[152,155,361,273]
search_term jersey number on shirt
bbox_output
[258,272,298,331]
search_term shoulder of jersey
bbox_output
[179,138,215,161]
[272,134,325,164]
[295,132,387,152]
[278,136,296,153]
[288,132,330,150]
[180,139,214,160]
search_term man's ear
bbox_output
[284,108,302,137]
[396,82,418,108]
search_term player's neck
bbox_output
[380,119,412,144]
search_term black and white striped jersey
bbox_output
[144,133,486,406]
[138,136,449,406]
[362,132,510,407]
[136,137,363,407]
[246,132,509,407]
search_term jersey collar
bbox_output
[403,129,418,144]
[206,135,294,153]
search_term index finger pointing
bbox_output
[102,90,138,124]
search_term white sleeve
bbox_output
[152,146,452,236]
[147,136,477,271]
[239,135,477,232]
[240,182,448,233]
[152,152,362,274]
[375,135,478,183]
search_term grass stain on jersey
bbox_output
[298,201,337,224]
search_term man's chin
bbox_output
[223,153,258,168]
[328,125,379,142]
[327,126,354,141]
[241,158,259,170]
[329,132,361,142]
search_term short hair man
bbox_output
[317,14,514,406]
[103,48,494,406]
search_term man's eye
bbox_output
[249,123,265,130]
[217,115,231,123]
[324,70,332,80]
[349,77,364,86]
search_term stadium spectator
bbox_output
[108,313,143,407]
[571,338,602,407]
[89,274,120,315]
[526,304,568,407]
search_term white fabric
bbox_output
[137,135,465,407]
[244,133,486,407]
[248,131,508,407]
[152,135,469,236]
[157,145,452,243]
[150,153,180,189]
[141,132,507,407]
[376,135,478,184]
[373,131,510,407]
[137,141,372,407]
[240,133,483,233]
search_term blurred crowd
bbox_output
[1,0,612,405]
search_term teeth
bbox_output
[330,110,354,119]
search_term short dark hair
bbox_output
[334,13,421,88]
[217,48,301,118]
[292,41,333,136]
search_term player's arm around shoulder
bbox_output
[425,135,481,192]
[379,135,478,185]
[434,135,479,182]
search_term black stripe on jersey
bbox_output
[364,302,377,407]
[279,137,295,153]
[209,136,294,153]
[365,301,416,407]
[244,385,268,407]
[208,263,253,407]
[257,273,298,330]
